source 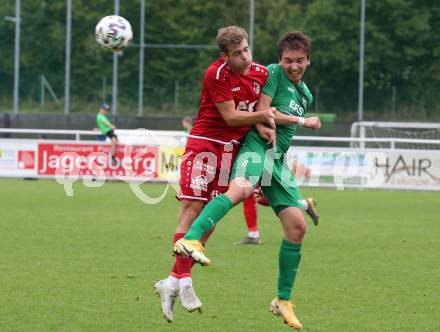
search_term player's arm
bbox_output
[103,119,116,129]
[216,100,275,128]
[274,111,321,130]
[254,92,277,147]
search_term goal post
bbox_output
[350,121,440,149]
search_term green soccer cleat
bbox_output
[234,236,262,245]
[179,284,203,313]
[154,279,178,322]
[269,298,303,330]
[173,238,211,266]
[305,197,319,226]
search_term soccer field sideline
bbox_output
[0,178,439,331]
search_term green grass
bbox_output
[0,178,439,331]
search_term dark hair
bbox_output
[216,26,248,54]
[277,31,311,59]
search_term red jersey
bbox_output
[189,58,268,143]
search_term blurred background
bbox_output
[0,0,439,134]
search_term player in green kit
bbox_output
[96,103,118,165]
[174,31,320,330]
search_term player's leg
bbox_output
[182,178,253,240]
[155,200,204,321]
[263,165,305,329]
[176,131,267,253]
[269,206,305,330]
[235,194,262,244]
[155,143,212,321]
[299,198,319,225]
[291,160,320,225]
[110,134,118,164]
[174,178,254,265]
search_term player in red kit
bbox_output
[153,26,276,322]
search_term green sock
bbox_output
[277,239,302,301]
[184,195,233,240]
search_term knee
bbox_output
[296,221,307,237]
[286,219,307,243]
[236,187,252,202]
[227,186,253,205]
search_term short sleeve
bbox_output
[205,69,233,103]
[261,64,280,98]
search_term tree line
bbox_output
[0,0,439,118]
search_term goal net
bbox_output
[350,121,440,149]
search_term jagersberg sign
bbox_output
[1,139,439,191]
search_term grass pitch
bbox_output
[0,178,439,331]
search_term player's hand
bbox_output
[304,117,321,130]
[256,123,276,148]
[261,107,276,129]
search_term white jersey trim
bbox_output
[187,134,239,146]
[177,194,208,202]
[251,62,267,71]
[215,61,228,80]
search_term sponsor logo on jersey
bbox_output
[210,190,221,198]
[190,175,208,191]
[231,86,241,92]
[302,97,307,107]
[289,100,305,116]
[254,82,261,94]
[236,100,257,112]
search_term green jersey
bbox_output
[96,112,112,134]
[230,64,314,213]
[262,63,313,153]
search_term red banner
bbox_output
[37,143,158,179]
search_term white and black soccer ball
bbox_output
[95,15,133,52]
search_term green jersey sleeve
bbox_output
[261,64,281,98]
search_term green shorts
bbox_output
[230,129,303,214]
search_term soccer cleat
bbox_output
[173,239,211,266]
[153,279,178,323]
[179,284,203,313]
[234,236,262,245]
[305,197,319,226]
[269,298,303,330]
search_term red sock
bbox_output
[170,232,193,278]
[243,195,258,232]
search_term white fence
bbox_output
[1,128,439,191]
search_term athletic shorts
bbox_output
[105,129,117,139]
[177,137,240,202]
[230,129,302,214]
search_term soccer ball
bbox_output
[95,15,133,52]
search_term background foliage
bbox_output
[0,0,439,119]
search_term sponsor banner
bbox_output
[157,146,185,182]
[1,138,439,191]
[288,147,371,188]
[367,150,440,190]
[289,147,440,190]
[37,143,158,180]
[0,141,38,177]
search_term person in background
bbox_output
[182,116,193,134]
[180,116,193,145]
[96,103,118,165]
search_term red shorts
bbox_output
[177,137,240,202]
